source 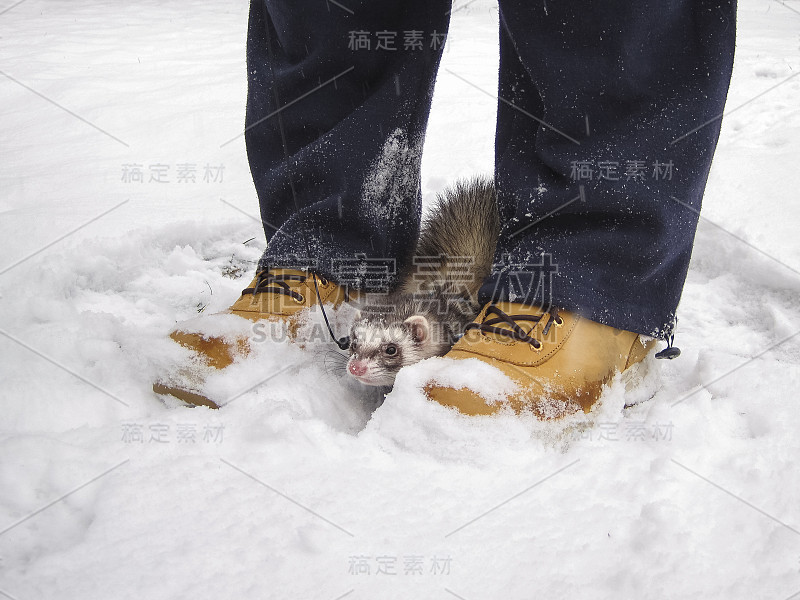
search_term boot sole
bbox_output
[152,382,220,409]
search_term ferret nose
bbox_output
[348,360,367,377]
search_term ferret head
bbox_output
[346,315,433,387]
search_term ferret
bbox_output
[346,177,500,386]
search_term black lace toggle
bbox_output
[655,334,681,359]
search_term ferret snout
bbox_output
[348,359,368,377]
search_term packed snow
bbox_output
[1,1,799,599]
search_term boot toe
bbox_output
[153,269,352,407]
[419,303,656,419]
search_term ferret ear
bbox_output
[404,315,430,344]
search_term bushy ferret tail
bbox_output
[402,177,499,305]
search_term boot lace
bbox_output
[241,270,328,304]
[241,269,350,350]
[465,304,562,350]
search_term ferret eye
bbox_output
[384,344,398,356]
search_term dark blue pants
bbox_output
[245,0,736,338]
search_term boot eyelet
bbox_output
[294,294,305,304]
[553,317,564,327]
[531,341,543,351]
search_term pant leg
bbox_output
[483,0,736,338]
[245,0,451,292]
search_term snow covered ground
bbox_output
[2,1,800,599]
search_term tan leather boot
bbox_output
[424,302,655,418]
[153,269,351,408]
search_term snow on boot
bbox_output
[153,268,352,408]
[423,302,656,419]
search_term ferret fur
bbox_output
[347,177,500,386]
